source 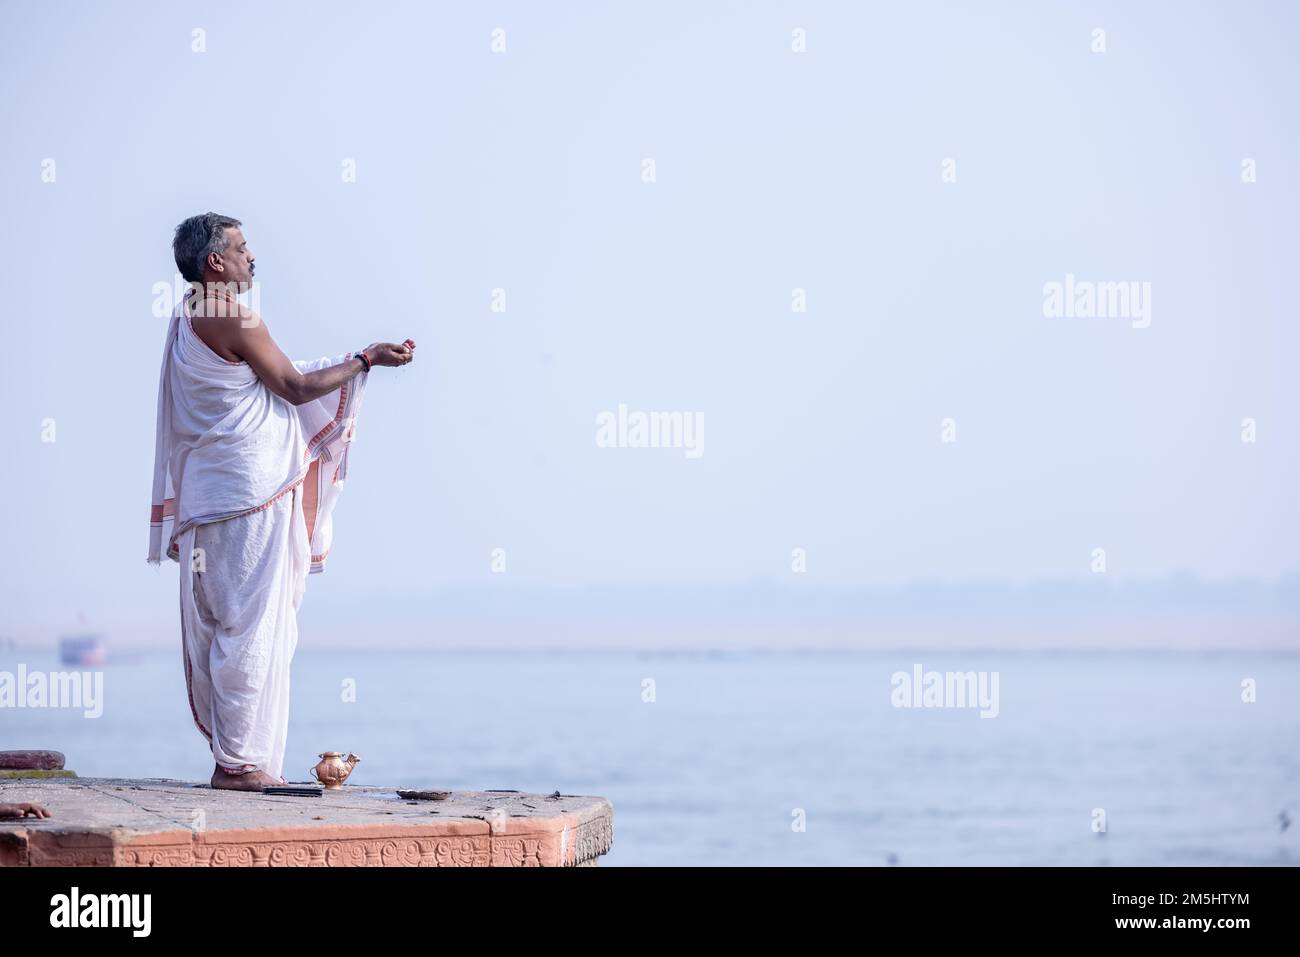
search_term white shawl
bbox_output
[148,292,366,573]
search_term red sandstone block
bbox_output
[0,751,65,771]
[25,829,118,867]
[0,830,29,866]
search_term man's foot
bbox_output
[209,764,280,791]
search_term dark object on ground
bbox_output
[0,750,65,771]
[262,785,323,797]
[396,789,451,801]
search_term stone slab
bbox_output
[0,777,613,867]
[0,751,65,770]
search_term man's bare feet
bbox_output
[0,802,51,819]
[209,764,280,791]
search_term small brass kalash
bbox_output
[309,752,360,789]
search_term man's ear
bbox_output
[207,251,223,274]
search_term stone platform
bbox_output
[0,777,613,867]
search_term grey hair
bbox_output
[172,212,242,283]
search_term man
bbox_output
[148,213,415,791]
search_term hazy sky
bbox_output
[1,1,1297,637]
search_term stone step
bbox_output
[0,777,612,867]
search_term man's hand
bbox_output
[0,802,51,820]
[363,339,416,367]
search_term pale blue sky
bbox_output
[1,1,1297,640]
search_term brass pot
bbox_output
[310,751,360,789]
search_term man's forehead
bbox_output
[224,226,246,246]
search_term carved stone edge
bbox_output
[5,805,614,868]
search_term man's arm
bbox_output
[228,312,414,406]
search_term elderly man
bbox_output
[149,213,415,791]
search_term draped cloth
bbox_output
[148,291,366,779]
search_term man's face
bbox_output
[210,226,256,292]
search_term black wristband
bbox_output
[355,350,371,372]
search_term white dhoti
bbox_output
[148,290,367,781]
[178,486,311,781]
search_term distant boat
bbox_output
[59,634,106,667]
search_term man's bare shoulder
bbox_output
[190,299,269,360]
